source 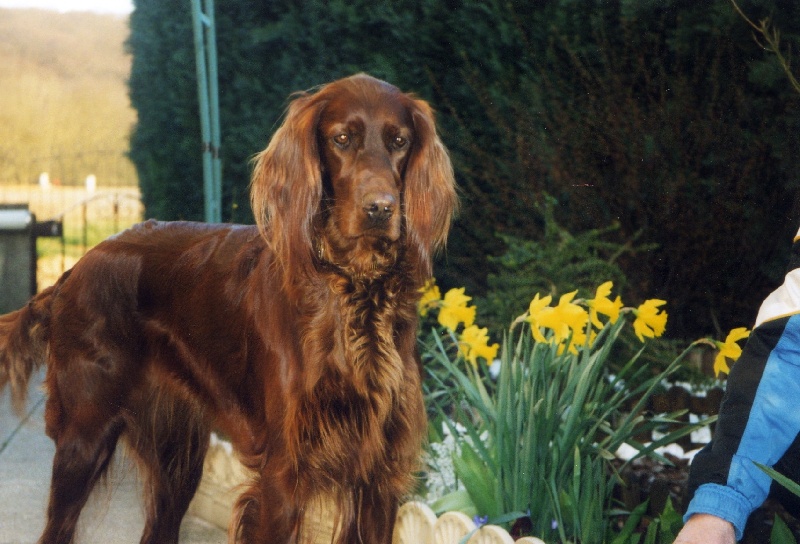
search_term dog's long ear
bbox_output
[251,91,325,290]
[402,97,459,283]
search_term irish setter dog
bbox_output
[0,73,457,544]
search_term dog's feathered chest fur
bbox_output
[287,267,422,488]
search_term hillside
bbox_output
[0,8,137,187]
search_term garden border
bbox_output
[187,436,546,543]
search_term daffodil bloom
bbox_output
[527,291,590,352]
[438,287,476,330]
[458,325,500,367]
[713,327,751,376]
[538,290,589,346]
[418,279,442,317]
[588,281,624,329]
[632,299,668,342]
[527,292,554,343]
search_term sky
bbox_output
[0,0,132,14]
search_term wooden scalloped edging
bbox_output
[394,501,546,544]
[188,436,547,543]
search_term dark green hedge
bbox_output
[128,0,800,337]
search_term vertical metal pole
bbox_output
[204,0,222,222]
[60,223,65,276]
[191,0,222,223]
[113,193,119,234]
[81,202,88,254]
[29,213,38,296]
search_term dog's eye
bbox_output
[333,133,350,147]
[392,136,408,150]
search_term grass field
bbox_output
[0,184,143,289]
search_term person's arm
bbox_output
[674,514,736,544]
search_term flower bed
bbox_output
[414,280,747,543]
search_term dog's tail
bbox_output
[0,285,54,415]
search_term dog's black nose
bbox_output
[363,192,396,224]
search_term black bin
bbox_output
[0,204,36,315]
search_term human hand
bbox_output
[673,514,736,544]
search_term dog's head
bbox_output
[251,74,458,285]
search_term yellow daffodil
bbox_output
[418,279,442,317]
[588,281,624,329]
[713,327,751,376]
[438,287,476,331]
[528,291,589,352]
[632,299,668,342]
[458,325,500,367]
[539,291,589,345]
[527,292,554,343]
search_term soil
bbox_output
[614,454,800,543]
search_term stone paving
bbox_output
[0,370,226,544]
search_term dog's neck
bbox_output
[314,235,402,282]
[301,243,418,380]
